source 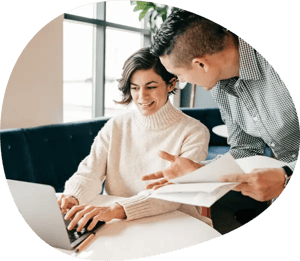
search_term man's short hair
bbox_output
[150,9,231,68]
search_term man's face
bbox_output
[159,55,220,91]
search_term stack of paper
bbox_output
[148,154,286,207]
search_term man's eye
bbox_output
[147,86,157,89]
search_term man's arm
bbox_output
[214,106,292,201]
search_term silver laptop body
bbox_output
[7,179,98,250]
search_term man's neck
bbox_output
[218,34,240,80]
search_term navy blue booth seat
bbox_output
[0,119,109,192]
[1,108,274,234]
[0,108,229,192]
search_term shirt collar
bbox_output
[238,38,262,81]
[217,78,239,97]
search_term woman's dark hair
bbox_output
[116,47,177,105]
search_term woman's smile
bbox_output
[130,69,175,116]
[138,101,155,108]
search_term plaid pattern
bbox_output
[210,38,300,170]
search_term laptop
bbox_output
[7,179,105,250]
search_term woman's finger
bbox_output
[87,213,102,231]
[76,208,100,232]
[61,198,68,214]
[146,179,168,189]
[65,205,87,230]
[153,181,174,190]
[158,150,176,162]
[57,194,63,205]
[142,171,164,181]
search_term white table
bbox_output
[57,195,221,260]
[212,124,228,138]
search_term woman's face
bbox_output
[130,69,175,116]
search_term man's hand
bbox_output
[142,150,203,189]
[57,194,79,214]
[220,168,286,202]
[64,203,126,232]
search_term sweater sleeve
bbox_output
[63,119,112,204]
[116,118,210,221]
[179,119,210,162]
[116,190,181,221]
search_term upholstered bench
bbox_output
[1,108,273,234]
[0,108,229,192]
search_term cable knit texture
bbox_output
[64,100,212,225]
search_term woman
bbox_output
[58,47,211,232]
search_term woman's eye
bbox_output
[130,87,137,90]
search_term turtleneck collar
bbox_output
[134,99,184,131]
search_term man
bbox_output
[143,10,299,204]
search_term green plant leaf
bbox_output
[139,5,152,20]
[136,1,154,9]
[133,1,155,14]
[130,2,177,33]
[133,5,143,11]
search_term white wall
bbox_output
[1,15,63,129]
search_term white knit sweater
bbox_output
[64,100,212,225]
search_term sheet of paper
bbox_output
[148,155,288,207]
[236,155,286,173]
[171,153,244,183]
[149,183,238,207]
[152,182,238,194]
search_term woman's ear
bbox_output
[168,77,177,91]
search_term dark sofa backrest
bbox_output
[1,119,109,192]
[181,108,227,146]
[1,108,226,192]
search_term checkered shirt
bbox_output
[210,38,300,171]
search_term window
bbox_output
[63,1,151,122]
[63,21,94,122]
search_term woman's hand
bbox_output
[57,194,79,214]
[143,178,174,190]
[64,203,126,232]
[142,150,203,188]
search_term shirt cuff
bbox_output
[282,165,293,177]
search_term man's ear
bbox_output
[192,57,209,72]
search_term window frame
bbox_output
[64,2,151,118]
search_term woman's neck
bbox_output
[134,99,184,130]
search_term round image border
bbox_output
[0,0,300,260]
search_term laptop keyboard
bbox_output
[67,226,88,243]
[64,217,105,244]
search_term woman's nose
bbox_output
[139,88,148,99]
